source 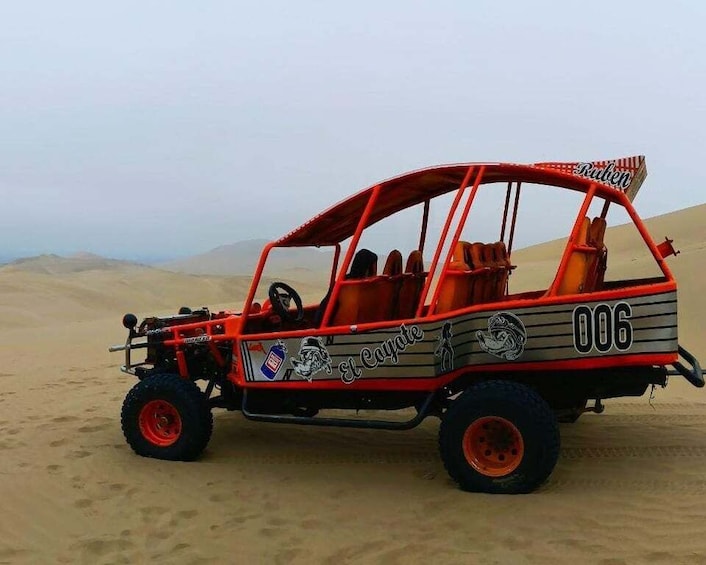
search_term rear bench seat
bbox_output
[435,241,514,314]
[332,249,424,325]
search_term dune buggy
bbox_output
[110,156,704,494]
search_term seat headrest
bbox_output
[383,249,403,276]
[405,250,424,274]
[589,217,607,247]
[347,248,378,279]
[452,241,469,263]
[575,216,590,244]
[468,242,484,269]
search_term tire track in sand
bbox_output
[218,444,706,465]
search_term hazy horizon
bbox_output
[3,200,703,265]
[2,1,705,262]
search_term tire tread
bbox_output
[121,374,213,461]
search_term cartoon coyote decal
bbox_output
[476,312,527,361]
[290,336,333,381]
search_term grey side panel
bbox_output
[240,291,677,385]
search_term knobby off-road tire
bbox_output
[439,380,560,494]
[121,373,213,461]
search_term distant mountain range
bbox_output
[159,239,334,278]
[0,241,335,285]
[1,253,146,275]
[4,204,705,283]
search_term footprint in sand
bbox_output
[165,510,200,528]
[172,543,191,551]
[232,513,262,526]
[0,549,30,561]
[52,416,79,424]
[300,518,322,530]
[139,506,169,521]
[276,548,307,562]
[268,517,288,527]
[149,529,171,540]
[0,438,26,449]
[70,537,135,558]
[138,506,200,534]
[77,423,111,433]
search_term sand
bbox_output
[0,204,705,564]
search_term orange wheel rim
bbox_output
[138,400,182,447]
[462,416,524,477]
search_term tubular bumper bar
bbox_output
[667,345,705,388]
[108,336,147,376]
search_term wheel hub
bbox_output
[138,400,183,447]
[462,416,524,477]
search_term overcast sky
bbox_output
[1,1,704,261]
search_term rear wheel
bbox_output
[439,380,560,494]
[121,373,213,461]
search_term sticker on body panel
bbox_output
[291,337,333,382]
[476,312,527,361]
[572,302,633,355]
[340,324,425,385]
[573,161,632,190]
[434,321,454,372]
[260,340,288,380]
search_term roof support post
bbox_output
[320,185,382,327]
[424,165,486,317]
[241,241,277,320]
[500,182,512,242]
[547,183,597,296]
[507,182,522,256]
[416,168,475,317]
[419,199,430,253]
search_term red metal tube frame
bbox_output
[416,165,476,317]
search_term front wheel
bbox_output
[439,380,560,494]
[121,374,213,461]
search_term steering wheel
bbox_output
[268,282,304,322]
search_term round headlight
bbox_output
[122,313,138,329]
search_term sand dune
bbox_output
[0,254,327,331]
[0,205,705,563]
[160,238,335,278]
[0,265,249,330]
